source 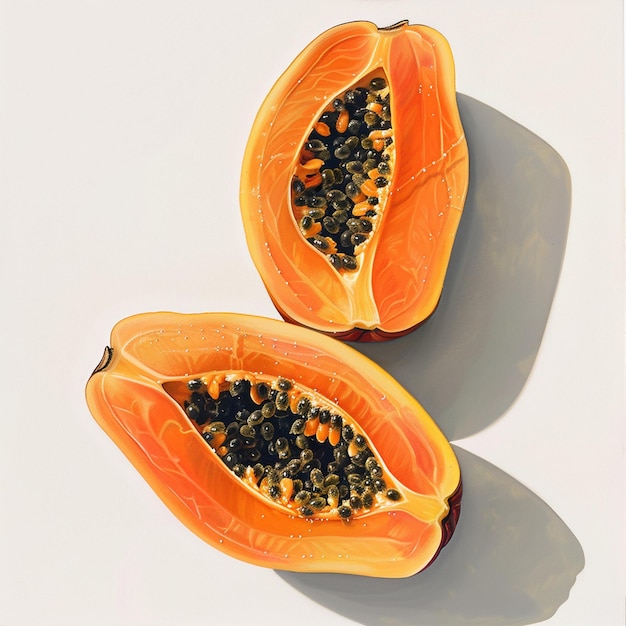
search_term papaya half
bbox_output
[240,20,469,341]
[86,312,461,578]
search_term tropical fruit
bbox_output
[86,312,461,577]
[240,20,469,340]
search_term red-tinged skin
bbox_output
[86,312,462,577]
[240,21,469,340]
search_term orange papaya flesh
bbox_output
[164,372,412,521]
[86,312,461,577]
[240,20,469,340]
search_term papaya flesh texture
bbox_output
[86,312,461,578]
[240,20,469,341]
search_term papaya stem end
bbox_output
[91,346,113,376]
[379,20,409,32]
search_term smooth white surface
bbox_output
[0,1,623,625]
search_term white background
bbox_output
[1,1,624,625]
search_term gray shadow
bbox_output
[277,446,584,626]
[352,94,571,440]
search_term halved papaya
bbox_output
[86,312,461,577]
[240,20,469,341]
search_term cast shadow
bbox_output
[352,94,572,440]
[277,446,584,626]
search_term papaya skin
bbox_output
[86,312,461,578]
[240,20,469,340]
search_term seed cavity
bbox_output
[165,372,403,520]
[290,73,394,274]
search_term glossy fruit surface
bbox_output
[240,20,469,341]
[86,312,461,577]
